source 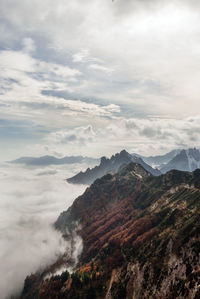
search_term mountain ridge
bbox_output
[19,163,200,299]
[67,149,161,185]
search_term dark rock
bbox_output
[67,150,161,185]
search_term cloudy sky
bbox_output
[1,0,200,160]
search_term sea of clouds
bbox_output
[0,162,87,298]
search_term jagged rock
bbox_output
[67,149,160,185]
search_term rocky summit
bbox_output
[19,162,200,299]
[67,149,161,185]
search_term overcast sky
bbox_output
[1,0,200,160]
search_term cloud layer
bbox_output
[39,116,200,158]
[0,164,86,298]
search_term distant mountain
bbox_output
[160,148,200,173]
[8,155,99,166]
[67,149,161,185]
[135,149,181,168]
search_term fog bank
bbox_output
[0,163,86,298]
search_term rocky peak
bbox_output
[67,150,160,185]
[109,149,131,164]
[100,156,108,165]
[119,149,130,157]
[118,162,151,179]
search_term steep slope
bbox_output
[67,149,160,185]
[161,148,200,173]
[20,164,200,299]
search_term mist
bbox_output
[0,163,86,298]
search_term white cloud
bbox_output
[36,116,200,159]
[1,0,200,120]
[1,0,200,118]
[47,125,96,146]
[0,47,120,127]
[22,37,36,53]
[89,63,114,73]
[0,48,121,133]
[37,60,81,79]
[72,49,90,63]
[0,49,80,86]
[1,0,200,158]
[0,164,86,298]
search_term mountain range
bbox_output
[67,148,200,185]
[8,155,99,166]
[19,162,200,298]
[67,149,161,185]
[8,148,200,179]
[136,148,200,173]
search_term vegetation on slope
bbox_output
[20,165,200,299]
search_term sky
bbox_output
[1,0,200,160]
[1,1,200,297]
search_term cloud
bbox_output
[36,116,200,159]
[1,0,200,119]
[89,63,114,73]
[0,47,120,136]
[121,116,200,154]
[1,0,200,159]
[0,164,86,298]
[22,37,36,53]
[37,169,58,176]
[47,125,96,145]
[0,48,80,90]
[37,60,81,80]
[72,49,90,63]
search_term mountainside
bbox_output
[136,149,181,168]
[20,163,200,299]
[8,155,99,166]
[67,150,161,185]
[161,148,200,173]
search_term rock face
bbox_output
[160,148,200,173]
[19,164,200,299]
[67,150,161,185]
